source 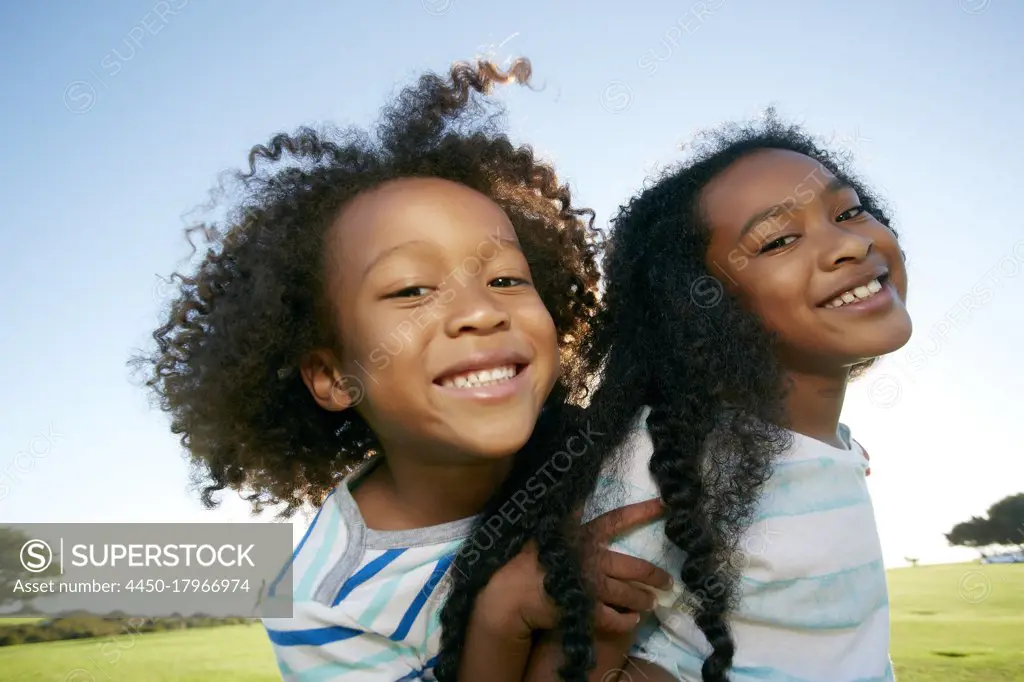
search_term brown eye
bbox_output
[837,206,865,222]
[758,235,797,254]
[489,277,528,288]
[388,286,433,298]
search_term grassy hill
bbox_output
[0,562,1020,681]
[888,562,1023,681]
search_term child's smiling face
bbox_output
[701,149,912,372]
[303,177,559,461]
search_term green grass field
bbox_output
[0,617,43,626]
[0,563,1020,681]
[888,563,1023,681]
[0,622,279,682]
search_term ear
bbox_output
[300,349,357,412]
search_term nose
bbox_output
[442,286,511,337]
[819,221,874,269]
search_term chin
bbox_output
[876,312,914,353]
[845,320,914,363]
[452,415,540,461]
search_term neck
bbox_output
[781,366,850,448]
[362,444,514,529]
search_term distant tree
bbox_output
[0,527,61,611]
[946,493,1024,553]
[987,493,1024,549]
[946,516,999,548]
[904,556,919,568]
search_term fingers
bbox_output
[594,604,641,635]
[586,498,665,543]
[594,576,657,613]
[600,551,673,589]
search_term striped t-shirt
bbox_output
[261,459,474,682]
[583,410,894,682]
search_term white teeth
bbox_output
[824,278,884,309]
[440,364,517,388]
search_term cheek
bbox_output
[751,299,798,337]
[342,309,434,379]
[869,225,908,288]
[518,298,559,354]
[886,252,909,301]
[739,271,801,318]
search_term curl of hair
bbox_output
[130,57,601,520]
[437,110,899,681]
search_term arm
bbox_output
[458,500,670,681]
[262,607,431,682]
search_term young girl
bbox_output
[133,58,671,681]
[435,112,911,682]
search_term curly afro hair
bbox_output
[131,57,601,520]
[435,110,900,682]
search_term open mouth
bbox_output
[822,273,890,309]
[435,363,526,389]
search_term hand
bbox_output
[477,499,671,638]
[582,499,673,634]
[861,445,871,476]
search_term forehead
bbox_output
[700,149,837,232]
[330,177,517,270]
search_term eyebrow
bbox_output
[362,235,523,276]
[738,177,855,240]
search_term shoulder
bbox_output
[273,489,360,606]
[839,422,871,471]
[582,407,659,519]
[593,405,655,480]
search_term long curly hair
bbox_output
[130,57,601,519]
[436,111,898,681]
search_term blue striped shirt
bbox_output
[261,459,474,681]
[583,409,895,681]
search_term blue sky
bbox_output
[1,0,1021,568]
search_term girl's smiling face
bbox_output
[303,177,559,462]
[701,149,912,373]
